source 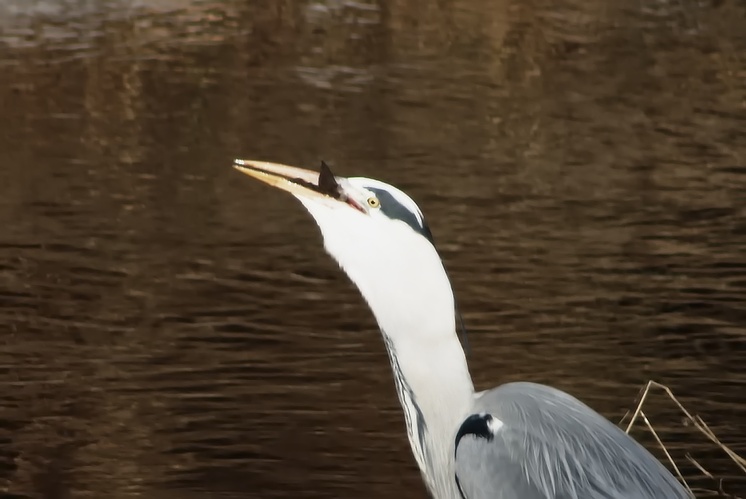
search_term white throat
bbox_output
[299,198,475,498]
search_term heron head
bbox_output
[234,159,456,341]
[234,159,434,243]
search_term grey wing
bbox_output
[454,382,691,499]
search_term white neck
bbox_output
[301,200,475,498]
[383,332,474,498]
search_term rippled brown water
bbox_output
[1,1,745,498]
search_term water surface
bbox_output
[1,0,745,497]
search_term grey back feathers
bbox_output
[454,382,690,499]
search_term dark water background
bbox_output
[1,0,745,498]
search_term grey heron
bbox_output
[234,159,691,499]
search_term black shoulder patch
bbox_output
[367,187,434,243]
[454,413,494,458]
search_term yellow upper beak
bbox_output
[232,159,332,201]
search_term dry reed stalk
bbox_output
[620,380,745,499]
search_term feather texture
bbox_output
[454,382,690,499]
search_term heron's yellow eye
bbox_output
[367,196,380,208]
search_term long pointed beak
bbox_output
[233,159,333,201]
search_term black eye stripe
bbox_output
[367,187,434,244]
